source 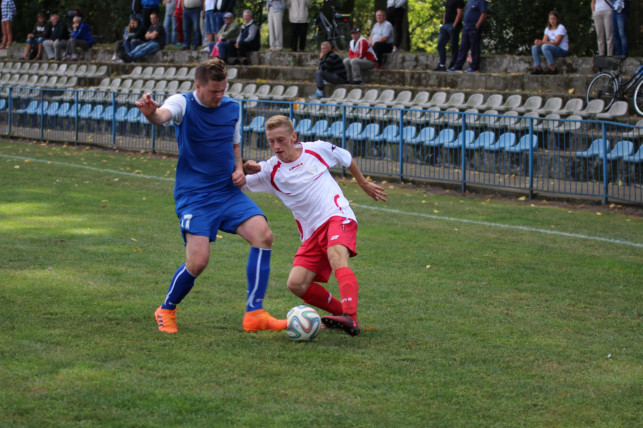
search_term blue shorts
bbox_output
[175,190,265,243]
[205,10,217,34]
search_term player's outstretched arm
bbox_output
[135,93,172,125]
[347,160,387,202]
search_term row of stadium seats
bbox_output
[0,73,78,89]
[0,62,107,79]
[313,88,628,121]
[120,65,237,82]
[240,116,643,165]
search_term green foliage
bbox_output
[1,140,642,426]
[408,0,443,53]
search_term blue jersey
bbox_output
[173,93,239,201]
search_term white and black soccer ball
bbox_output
[286,305,321,341]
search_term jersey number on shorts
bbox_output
[181,214,193,230]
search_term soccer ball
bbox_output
[286,305,321,341]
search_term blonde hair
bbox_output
[265,115,294,134]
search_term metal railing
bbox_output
[1,87,641,205]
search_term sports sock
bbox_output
[246,247,271,312]
[162,264,197,310]
[301,282,343,315]
[335,267,359,320]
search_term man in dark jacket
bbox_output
[42,13,69,61]
[23,12,49,60]
[311,41,347,99]
[230,10,259,65]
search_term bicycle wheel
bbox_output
[633,78,643,116]
[586,72,618,109]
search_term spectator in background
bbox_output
[214,0,236,40]
[42,13,69,61]
[163,0,177,46]
[120,12,166,62]
[143,0,161,29]
[23,12,49,60]
[183,0,203,50]
[612,0,629,58]
[0,0,17,50]
[230,9,260,65]
[448,0,487,72]
[592,0,613,57]
[369,9,393,69]
[266,0,285,51]
[112,17,146,62]
[343,27,377,85]
[287,0,310,52]
[530,11,568,75]
[65,15,93,61]
[310,41,347,99]
[386,0,406,52]
[204,0,216,45]
[131,0,144,23]
[210,11,239,63]
[174,0,184,44]
[434,0,464,71]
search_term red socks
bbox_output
[335,267,359,320]
[301,282,343,315]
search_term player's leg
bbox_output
[287,266,343,315]
[235,214,286,332]
[320,218,361,336]
[155,233,210,333]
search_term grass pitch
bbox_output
[0,140,641,427]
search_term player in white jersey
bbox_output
[243,115,387,336]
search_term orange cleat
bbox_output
[243,308,287,332]
[155,306,178,333]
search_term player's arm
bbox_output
[347,159,387,202]
[243,160,262,175]
[135,93,172,125]
[231,143,246,188]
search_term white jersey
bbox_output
[244,140,355,241]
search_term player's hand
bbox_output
[135,93,158,117]
[243,160,261,175]
[361,181,387,202]
[232,169,246,188]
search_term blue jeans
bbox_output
[214,12,225,35]
[27,36,46,46]
[129,41,162,60]
[183,7,201,49]
[437,23,461,67]
[164,13,177,45]
[612,11,628,57]
[124,39,143,56]
[531,44,567,68]
[213,40,231,61]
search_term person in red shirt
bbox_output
[342,27,377,85]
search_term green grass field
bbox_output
[1,139,641,427]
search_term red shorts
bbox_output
[293,216,358,284]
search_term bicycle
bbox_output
[586,56,643,116]
[309,0,351,51]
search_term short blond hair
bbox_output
[265,115,295,134]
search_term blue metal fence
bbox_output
[1,87,641,204]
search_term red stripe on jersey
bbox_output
[270,161,287,194]
[296,219,303,240]
[305,149,329,169]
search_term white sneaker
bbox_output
[111,55,118,61]
[200,47,209,52]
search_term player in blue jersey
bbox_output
[135,58,287,334]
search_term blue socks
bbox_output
[162,264,197,310]
[246,247,271,312]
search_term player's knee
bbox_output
[287,279,306,297]
[186,256,209,276]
